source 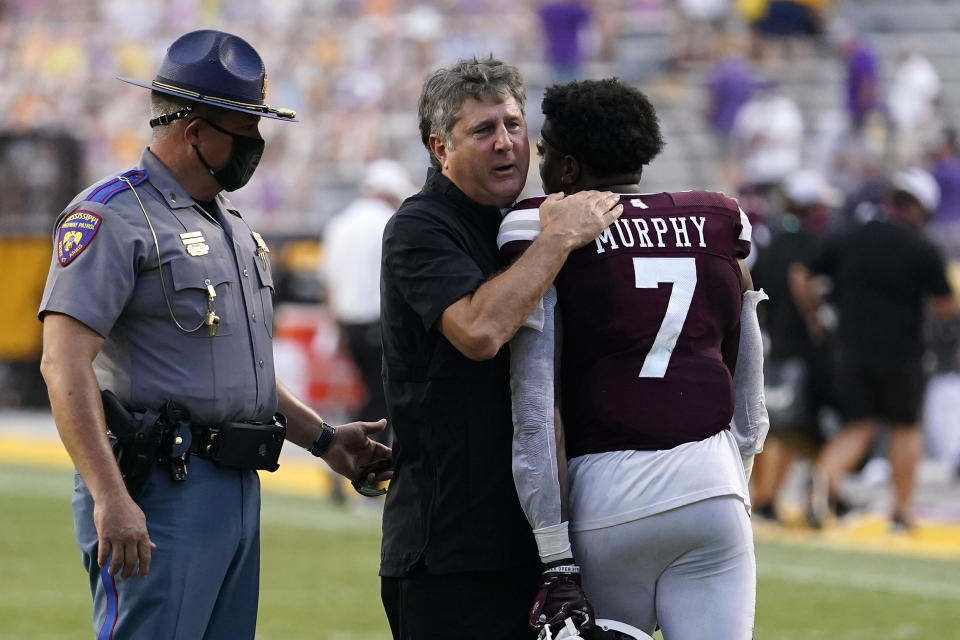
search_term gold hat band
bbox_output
[152,80,297,119]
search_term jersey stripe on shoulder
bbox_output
[670,189,740,212]
[738,206,752,242]
[87,170,148,205]
[497,197,545,249]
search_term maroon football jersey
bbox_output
[499,191,750,456]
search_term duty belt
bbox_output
[187,416,287,472]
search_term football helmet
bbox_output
[537,617,655,640]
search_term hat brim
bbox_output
[117,76,298,122]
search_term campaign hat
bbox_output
[118,29,297,122]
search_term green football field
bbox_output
[2,462,959,640]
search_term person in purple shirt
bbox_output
[539,0,592,82]
[706,54,754,150]
[839,29,879,133]
[931,129,960,224]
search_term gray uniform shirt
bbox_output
[39,148,277,425]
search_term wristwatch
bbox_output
[308,421,336,457]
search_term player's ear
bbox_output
[561,154,580,187]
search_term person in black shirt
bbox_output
[750,169,838,521]
[796,168,957,529]
[378,57,622,639]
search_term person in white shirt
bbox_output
[322,159,415,441]
[729,78,804,194]
[888,52,942,167]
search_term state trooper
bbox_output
[38,29,392,639]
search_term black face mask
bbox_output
[192,118,265,192]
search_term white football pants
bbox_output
[572,496,756,640]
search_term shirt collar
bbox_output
[139,148,242,219]
[140,147,197,211]
[422,168,504,220]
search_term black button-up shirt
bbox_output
[379,169,538,576]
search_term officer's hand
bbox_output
[530,560,595,637]
[93,490,156,579]
[539,191,623,251]
[322,419,393,484]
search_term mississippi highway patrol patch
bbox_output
[57,209,102,266]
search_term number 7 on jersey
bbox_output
[633,257,697,378]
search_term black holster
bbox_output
[101,389,168,498]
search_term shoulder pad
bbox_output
[671,190,740,212]
[498,197,545,249]
[85,169,148,205]
[512,196,548,211]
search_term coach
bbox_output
[39,30,391,639]
[378,56,621,639]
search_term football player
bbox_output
[500,79,768,640]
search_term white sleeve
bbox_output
[730,288,770,481]
[509,284,571,563]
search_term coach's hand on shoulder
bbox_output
[530,559,596,637]
[94,489,156,579]
[322,418,394,484]
[539,191,623,251]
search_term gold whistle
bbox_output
[204,279,219,336]
[205,311,220,336]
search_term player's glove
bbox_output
[530,559,595,639]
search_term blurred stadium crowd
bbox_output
[2,0,960,514]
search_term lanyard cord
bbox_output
[118,175,210,334]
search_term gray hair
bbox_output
[149,91,226,140]
[418,56,525,169]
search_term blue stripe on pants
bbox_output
[97,562,118,640]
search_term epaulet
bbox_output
[671,189,739,212]
[218,194,243,218]
[85,169,148,205]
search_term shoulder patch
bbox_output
[57,209,102,266]
[86,169,148,205]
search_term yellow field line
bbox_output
[0,434,351,499]
[754,510,960,559]
[0,434,70,469]
[3,435,958,557]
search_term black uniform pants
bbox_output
[381,567,540,640]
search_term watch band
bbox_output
[308,421,336,457]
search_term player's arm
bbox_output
[510,285,570,561]
[728,261,770,481]
[276,380,392,485]
[721,260,753,372]
[509,287,594,635]
[440,191,621,360]
[40,312,155,579]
